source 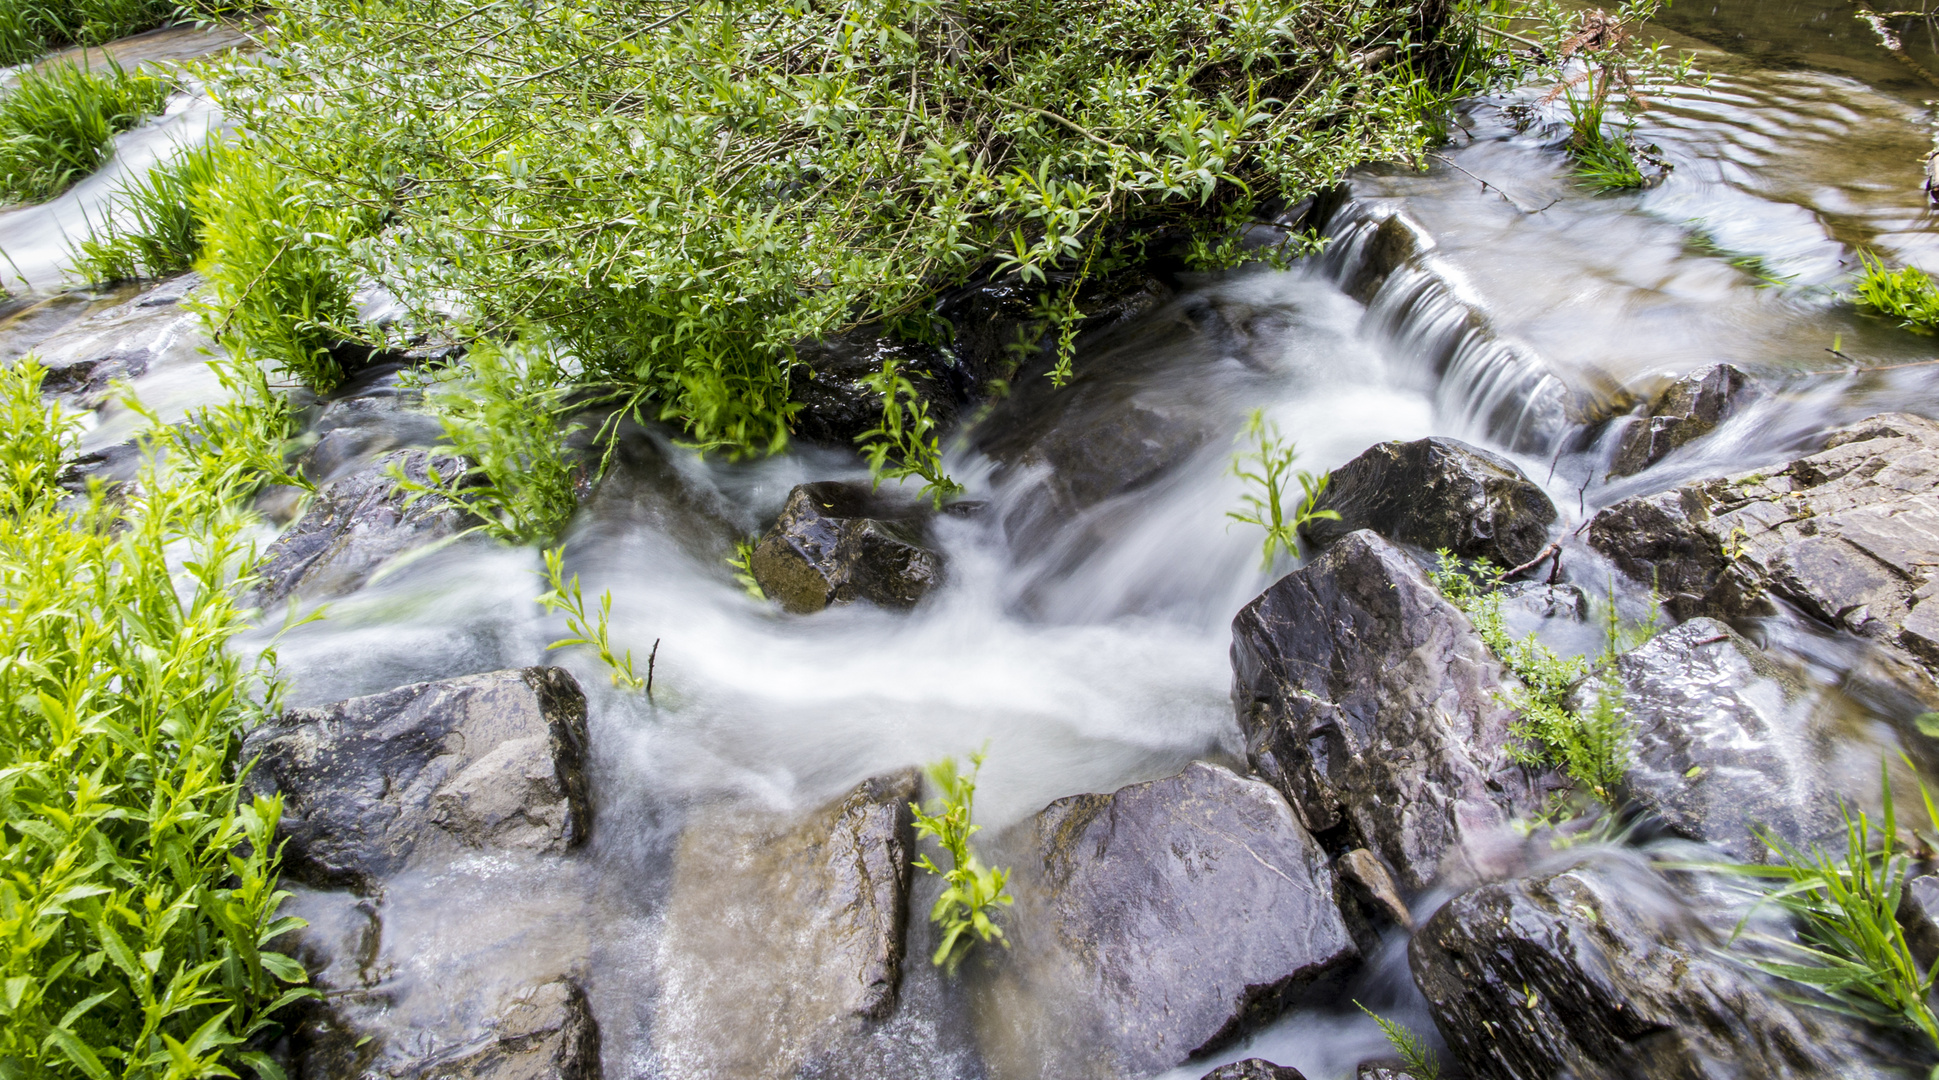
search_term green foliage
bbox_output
[206,0,1493,454]
[857,357,962,509]
[1429,551,1631,804]
[910,751,1013,974]
[398,340,583,545]
[0,59,168,204]
[0,358,314,1080]
[1722,763,1939,1058]
[0,0,177,65]
[537,546,645,691]
[727,536,765,601]
[71,138,231,282]
[1227,409,1338,571]
[1354,1002,1443,1080]
[1854,251,1939,334]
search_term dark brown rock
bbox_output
[789,328,956,448]
[1609,363,1756,477]
[1411,857,1885,1080]
[1302,436,1557,570]
[1232,529,1554,891]
[983,762,1356,1078]
[1354,1063,1422,1080]
[242,667,591,891]
[652,770,920,1079]
[750,481,943,613]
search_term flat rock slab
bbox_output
[1232,529,1552,891]
[243,667,590,890]
[1576,618,1831,862]
[253,448,472,608]
[750,481,943,613]
[983,762,1355,1079]
[1589,413,1939,693]
[652,770,919,1079]
[20,274,207,404]
[1609,363,1755,477]
[1302,436,1556,570]
[1411,857,1883,1080]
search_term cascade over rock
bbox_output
[1301,436,1557,569]
[1608,363,1757,477]
[294,976,601,1080]
[1232,529,1555,891]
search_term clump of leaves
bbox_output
[1354,1002,1443,1080]
[857,356,962,509]
[1227,409,1338,571]
[1528,1,1701,192]
[911,751,1014,974]
[0,357,314,1080]
[727,536,765,601]
[537,545,645,691]
[1853,251,1939,334]
[0,59,168,204]
[70,137,232,282]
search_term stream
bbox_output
[11,3,1939,1078]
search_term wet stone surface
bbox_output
[750,481,944,613]
[294,975,601,1080]
[1608,363,1757,477]
[1200,1060,1309,1080]
[1302,436,1557,570]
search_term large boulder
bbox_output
[651,770,920,1079]
[749,481,944,613]
[1574,618,1830,862]
[1410,857,1885,1080]
[1608,363,1756,477]
[294,976,601,1080]
[982,762,1356,1079]
[1232,529,1553,891]
[1302,437,1557,570]
[1588,413,1939,687]
[253,448,473,608]
[242,667,591,891]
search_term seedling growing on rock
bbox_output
[1354,1002,1443,1080]
[910,751,1013,974]
[1227,409,1338,571]
[538,545,647,692]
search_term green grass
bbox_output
[0,356,313,1080]
[1853,251,1939,334]
[0,59,168,205]
[70,138,230,282]
[0,0,176,66]
[910,752,1013,975]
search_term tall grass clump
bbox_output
[1853,251,1939,334]
[0,357,314,1080]
[0,0,178,66]
[71,137,230,281]
[205,0,1510,453]
[0,59,168,204]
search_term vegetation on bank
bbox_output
[0,358,313,1080]
[1854,251,1939,333]
[0,0,173,66]
[0,59,166,204]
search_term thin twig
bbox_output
[646,637,660,702]
[1427,153,1559,215]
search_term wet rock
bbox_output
[1573,618,1829,862]
[1900,874,1939,971]
[1232,529,1553,891]
[296,976,600,1080]
[252,448,472,608]
[1609,363,1756,477]
[242,667,591,891]
[652,770,920,1079]
[1342,212,1430,304]
[1337,848,1414,929]
[1588,413,1939,689]
[986,762,1355,1078]
[789,328,957,447]
[1410,857,1881,1080]
[1354,1064,1422,1080]
[22,275,208,405]
[1302,436,1557,569]
[749,481,943,613]
[298,375,444,484]
[1200,1061,1308,1080]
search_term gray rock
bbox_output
[296,976,600,1080]
[750,481,943,613]
[242,667,591,890]
[299,388,445,484]
[985,762,1355,1078]
[23,275,208,405]
[1200,1060,1308,1080]
[1609,363,1756,477]
[253,448,472,608]
[1574,618,1829,862]
[1900,874,1939,972]
[1410,857,1883,1080]
[1588,413,1939,690]
[1354,1064,1421,1080]
[1342,212,1429,304]
[1302,436,1557,570]
[652,770,920,1079]
[1232,529,1554,891]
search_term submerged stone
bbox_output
[295,975,601,1080]
[1608,363,1756,477]
[1301,436,1557,570]
[1232,529,1553,891]
[750,481,944,613]
[242,667,591,891]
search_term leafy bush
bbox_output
[0,358,313,1080]
[1854,251,1939,334]
[70,137,231,282]
[0,59,168,204]
[1227,409,1338,570]
[207,0,1493,452]
[910,752,1013,974]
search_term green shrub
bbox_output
[0,357,313,1080]
[911,752,1013,974]
[0,59,168,204]
[71,137,231,282]
[1227,409,1338,571]
[1854,251,1939,334]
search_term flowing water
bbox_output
[14,4,1939,1077]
